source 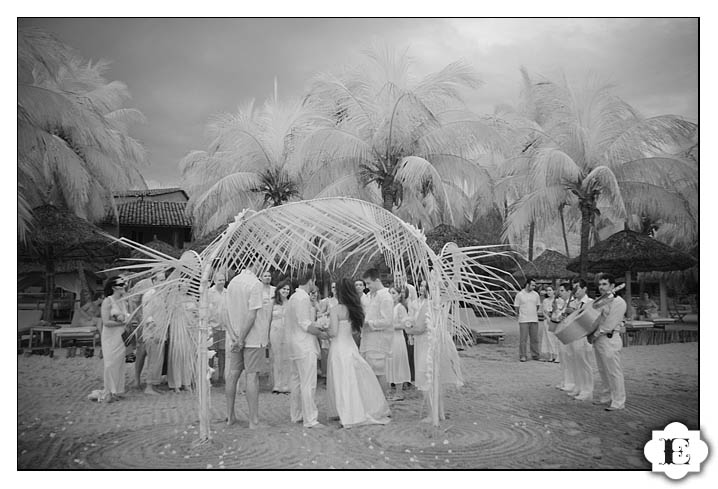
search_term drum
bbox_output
[555,306,600,344]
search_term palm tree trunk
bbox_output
[43,248,55,322]
[579,203,593,280]
[559,204,570,258]
[381,177,395,212]
[528,220,535,261]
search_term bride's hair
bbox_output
[336,278,364,333]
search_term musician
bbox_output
[588,273,627,411]
[564,279,594,401]
[552,282,574,391]
[514,278,541,362]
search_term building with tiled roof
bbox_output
[102,189,193,248]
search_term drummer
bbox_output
[552,283,574,391]
[588,273,627,411]
[565,279,594,401]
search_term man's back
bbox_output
[226,270,262,338]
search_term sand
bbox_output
[17,318,698,470]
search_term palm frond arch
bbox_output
[113,197,517,442]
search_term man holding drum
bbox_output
[514,278,541,362]
[565,279,594,401]
[589,273,627,411]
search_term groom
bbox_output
[360,268,394,397]
[286,268,327,428]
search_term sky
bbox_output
[17,17,698,188]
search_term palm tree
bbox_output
[18,27,147,239]
[292,43,507,226]
[181,91,329,236]
[503,71,698,277]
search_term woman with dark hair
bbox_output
[325,278,390,428]
[269,279,292,393]
[100,276,130,402]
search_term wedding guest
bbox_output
[360,269,394,397]
[269,280,292,393]
[100,276,130,402]
[387,285,412,401]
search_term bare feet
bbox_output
[249,421,268,430]
[227,415,239,426]
[144,386,160,395]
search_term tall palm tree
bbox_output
[18,27,147,239]
[504,72,698,277]
[292,43,507,225]
[181,91,329,236]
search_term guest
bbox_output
[269,280,292,393]
[286,268,327,428]
[393,272,417,389]
[141,271,166,395]
[225,260,264,428]
[637,292,659,319]
[565,279,594,401]
[207,272,228,384]
[387,285,412,401]
[407,279,463,423]
[589,273,627,411]
[167,279,197,393]
[360,269,394,397]
[326,278,390,427]
[317,282,338,379]
[514,278,541,362]
[353,279,368,347]
[100,276,130,402]
[539,286,559,362]
[128,277,153,390]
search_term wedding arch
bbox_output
[113,197,516,442]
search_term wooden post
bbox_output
[659,278,668,318]
[625,271,633,319]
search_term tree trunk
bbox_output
[43,249,55,322]
[381,176,395,212]
[579,203,593,280]
[528,220,535,261]
[559,205,570,258]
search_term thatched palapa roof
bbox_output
[566,230,697,273]
[526,249,577,279]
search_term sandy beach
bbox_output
[17,317,698,470]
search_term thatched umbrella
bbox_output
[186,227,225,253]
[526,249,577,282]
[19,205,119,320]
[566,230,697,318]
[130,237,182,259]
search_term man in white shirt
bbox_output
[207,272,228,384]
[565,279,594,401]
[360,268,394,396]
[514,278,541,362]
[589,273,627,411]
[286,268,327,428]
[225,261,264,428]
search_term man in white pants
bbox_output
[566,279,594,401]
[552,283,574,390]
[286,268,327,428]
[589,273,627,411]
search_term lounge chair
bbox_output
[455,307,505,343]
[52,308,101,349]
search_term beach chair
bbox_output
[455,307,505,343]
[17,309,57,351]
[52,308,101,349]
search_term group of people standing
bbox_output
[206,264,460,429]
[514,273,627,411]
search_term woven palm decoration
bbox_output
[110,197,517,440]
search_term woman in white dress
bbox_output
[269,280,292,393]
[387,286,412,401]
[407,279,463,422]
[326,278,391,428]
[539,286,559,362]
[100,276,130,402]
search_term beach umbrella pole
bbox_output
[659,278,668,318]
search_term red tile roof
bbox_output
[115,201,192,227]
[114,188,188,199]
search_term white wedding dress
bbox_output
[327,316,391,428]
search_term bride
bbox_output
[326,278,391,428]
